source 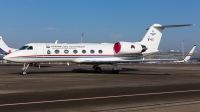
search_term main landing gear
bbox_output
[111,62,119,74]
[21,63,30,75]
[112,69,119,74]
[92,63,119,74]
[93,65,102,73]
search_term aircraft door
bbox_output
[36,46,44,60]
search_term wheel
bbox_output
[21,71,27,75]
[112,69,119,74]
[95,67,101,73]
[34,63,39,67]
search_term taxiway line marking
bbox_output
[1,89,200,107]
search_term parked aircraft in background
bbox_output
[174,45,196,63]
[0,36,18,56]
[142,45,196,64]
[0,36,58,66]
[3,23,193,75]
[0,36,59,56]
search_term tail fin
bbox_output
[0,36,18,55]
[183,45,196,62]
[140,24,193,53]
[0,36,10,55]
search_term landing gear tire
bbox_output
[21,71,27,75]
[95,67,102,73]
[112,69,119,74]
[34,63,39,67]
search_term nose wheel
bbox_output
[21,71,27,75]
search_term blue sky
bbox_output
[0,0,199,51]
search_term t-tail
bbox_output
[140,24,193,54]
[183,45,196,62]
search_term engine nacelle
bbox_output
[113,42,147,55]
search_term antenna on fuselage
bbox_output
[55,40,58,44]
[81,33,84,43]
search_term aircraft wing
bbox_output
[79,59,178,64]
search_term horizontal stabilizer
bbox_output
[154,24,193,28]
[146,24,193,30]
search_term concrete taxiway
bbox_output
[0,63,200,112]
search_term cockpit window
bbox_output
[27,46,33,50]
[19,46,29,50]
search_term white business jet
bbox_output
[174,45,196,63]
[3,23,192,75]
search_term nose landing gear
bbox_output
[21,63,30,75]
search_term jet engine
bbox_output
[113,42,147,55]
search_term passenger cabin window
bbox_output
[64,50,69,54]
[27,46,33,50]
[82,50,86,54]
[55,50,60,54]
[73,50,78,54]
[90,50,95,54]
[98,50,103,54]
[19,46,29,50]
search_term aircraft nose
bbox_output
[3,55,17,62]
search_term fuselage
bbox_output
[4,43,144,63]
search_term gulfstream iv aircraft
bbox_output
[3,24,193,75]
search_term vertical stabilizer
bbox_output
[140,24,163,53]
[140,24,193,53]
[0,36,10,55]
[0,36,18,55]
[183,45,196,62]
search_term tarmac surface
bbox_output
[0,63,200,112]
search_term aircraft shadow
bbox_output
[130,73,171,76]
[10,68,170,75]
[31,65,52,68]
[121,68,139,71]
[11,71,69,75]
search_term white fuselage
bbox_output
[4,43,144,63]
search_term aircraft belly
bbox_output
[17,58,36,63]
[11,54,143,63]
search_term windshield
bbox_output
[19,46,29,50]
[27,46,33,50]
